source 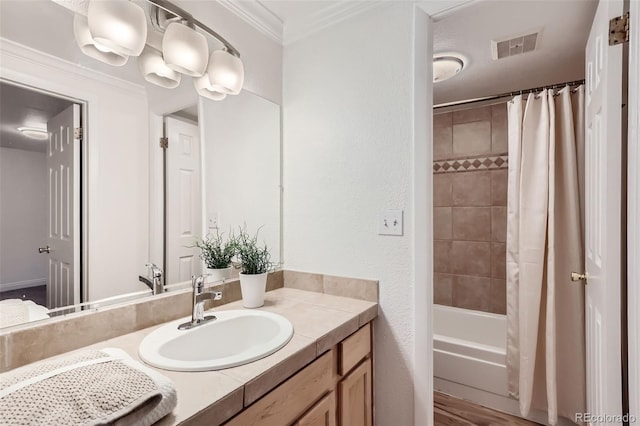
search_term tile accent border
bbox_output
[282,271,379,302]
[434,154,508,174]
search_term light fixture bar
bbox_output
[145,0,241,58]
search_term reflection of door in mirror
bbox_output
[165,113,202,284]
[0,81,81,326]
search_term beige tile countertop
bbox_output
[49,287,378,426]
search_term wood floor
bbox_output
[434,392,541,425]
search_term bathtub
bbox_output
[433,305,577,425]
[433,304,509,397]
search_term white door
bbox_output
[585,0,623,421]
[165,117,202,284]
[46,104,80,309]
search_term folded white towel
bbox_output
[0,299,49,328]
[0,348,177,426]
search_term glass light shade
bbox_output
[73,14,128,66]
[162,23,209,77]
[433,56,464,83]
[194,75,227,101]
[88,0,147,57]
[206,50,244,95]
[138,46,181,89]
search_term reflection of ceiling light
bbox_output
[18,127,48,140]
[207,50,245,95]
[433,54,465,83]
[193,75,227,101]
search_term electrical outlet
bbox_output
[378,209,403,236]
[207,211,219,229]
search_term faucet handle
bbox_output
[146,263,163,277]
[191,273,210,288]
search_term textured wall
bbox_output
[433,104,508,314]
[282,3,419,425]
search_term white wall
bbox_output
[200,91,281,264]
[283,4,424,425]
[0,41,151,301]
[0,147,47,290]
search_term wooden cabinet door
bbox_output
[338,358,372,426]
[296,392,336,426]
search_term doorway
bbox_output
[0,80,85,321]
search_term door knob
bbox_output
[38,246,51,254]
[571,272,587,282]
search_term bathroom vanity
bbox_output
[0,271,378,426]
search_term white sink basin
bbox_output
[139,310,294,371]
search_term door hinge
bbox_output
[159,137,168,149]
[74,127,83,139]
[609,12,630,46]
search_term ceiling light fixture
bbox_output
[433,54,465,83]
[18,127,49,140]
[72,0,244,100]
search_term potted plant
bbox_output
[196,230,237,282]
[235,226,273,308]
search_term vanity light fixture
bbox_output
[193,75,227,101]
[17,127,49,140]
[73,14,128,66]
[206,49,245,95]
[73,0,244,100]
[162,22,209,77]
[138,46,182,89]
[433,54,465,83]
[87,0,147,57]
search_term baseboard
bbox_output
[0,279,46,292]
[434,377,576,426]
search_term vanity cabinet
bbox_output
[337,323,372,426]
[222,322,373,426]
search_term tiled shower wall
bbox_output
[433,104,508,314]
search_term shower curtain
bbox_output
[506,86,586,425]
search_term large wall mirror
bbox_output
[0,0,282,328]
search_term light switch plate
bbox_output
[378,209,403,236]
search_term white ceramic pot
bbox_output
[239,272,268,308]
[207,266,232,283]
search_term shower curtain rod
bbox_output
[433,79,585,110]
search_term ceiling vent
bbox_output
[491,30,541,60]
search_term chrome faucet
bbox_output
[139,263,164,295]
[178,274,222,330]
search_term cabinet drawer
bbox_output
[338,323,371,376]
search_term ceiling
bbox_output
[432,0,598,105]
[0,82,74,153]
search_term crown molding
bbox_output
[217,0,284,44]
[217,0,391,46]
[282,1,390,45]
